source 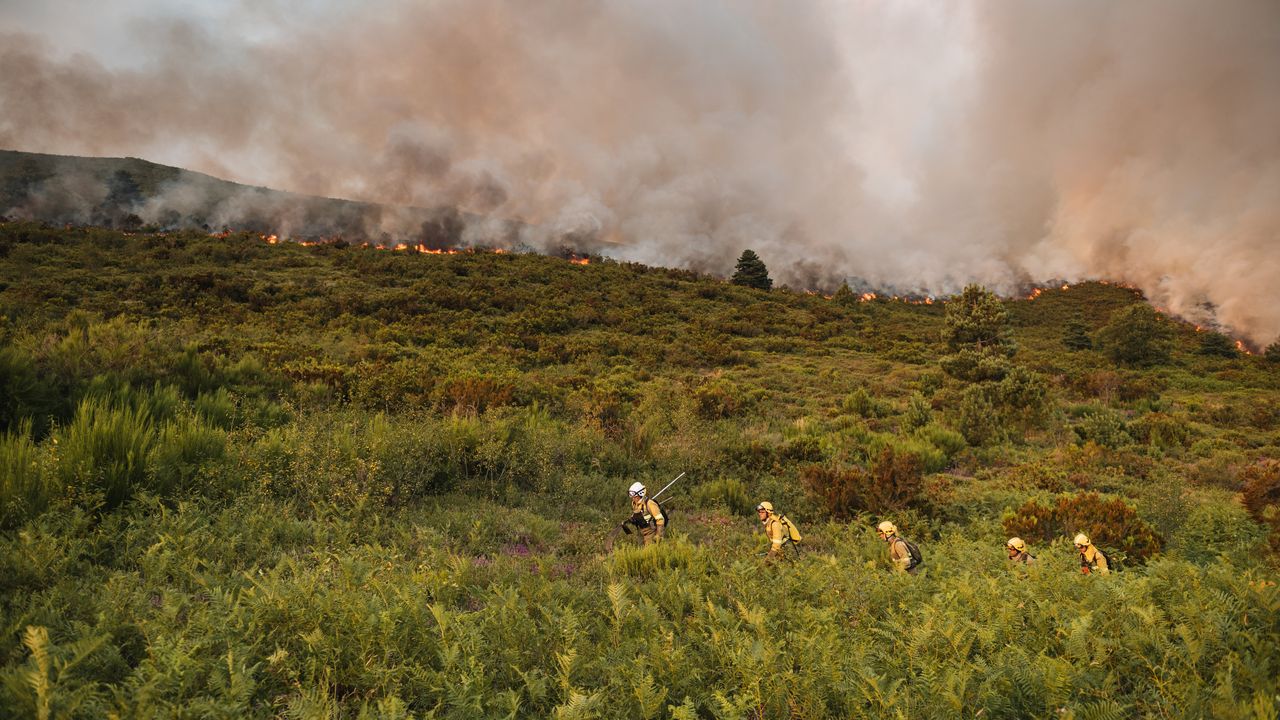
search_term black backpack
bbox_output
[629,499,671,529]
[902,539,923,570]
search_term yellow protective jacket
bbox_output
[1080,545,1109,575]
[761,512,802,556]
[630,496,665,543]
[889,537,916,573]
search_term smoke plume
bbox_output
[1,0,1278,344]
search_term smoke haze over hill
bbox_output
[1,0,1278,344]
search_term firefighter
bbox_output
[1006,537,1036,565]
[756,501,801,559]
[876,521,921,574]
[625,481,665,545]
[1074,533,1109,575]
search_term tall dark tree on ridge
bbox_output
[731,249,772,290]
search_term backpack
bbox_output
[778,515,802,543]
[631,499,671,529]
[901,538,923,570]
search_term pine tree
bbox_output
[1063,314,1093,351]
[1096,304,1174,367]
[730,249,772,290]
[942,284,1015,354]
[939,284,1016,382]
[1198,331,1239,358]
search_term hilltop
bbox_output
[0,149,494,245]
[0,222,1278,718]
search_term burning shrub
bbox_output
[1240,459,1280,551]
[1002,491,1163,563]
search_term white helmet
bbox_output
[1073,533,1090,547]
[877,521,898,535]
[1007,537,1027,552]
[628,482,646,497]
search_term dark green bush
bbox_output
[56,397,156,509]
[0,422,54,529]
[1073,410,1131,449]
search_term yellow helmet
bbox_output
[756,501,774,512]
[1007,537,1027,551]
[876,521,898,535]
[1073,533,1090,547]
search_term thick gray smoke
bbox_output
[1,0,1278,345]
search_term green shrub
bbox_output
[0,347,50,434]
[691,477,754,515]
[843,387,890,419]
[193,387,237,429]
[1185,451,1246,490]
[1095,304,1174,367]
[1172,501,1266,564]
[693,378,752,419]
[0,422,55,529]
[913,423,967,461]
[956,385,1004,446]
[56,397,157,509]
[903,392,932,430]
[1073,410,1131,449]
[151,415,227,497]
[1128,412,1192,452]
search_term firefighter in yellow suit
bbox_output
[1074,533,1110,575]
[627,482,665,545]
[756,501,801,559]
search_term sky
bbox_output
[2,0,1279,346]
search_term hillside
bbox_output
[0,149,496,246]
[1,222,1278,718]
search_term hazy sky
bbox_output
[2,0,1278,345]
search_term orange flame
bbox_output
[569,256,590,265]
[860,292,877,301]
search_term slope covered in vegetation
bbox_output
[1,222,1278,718]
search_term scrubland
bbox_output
[1,223,1277,718]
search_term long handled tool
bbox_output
[650,471,686,501]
